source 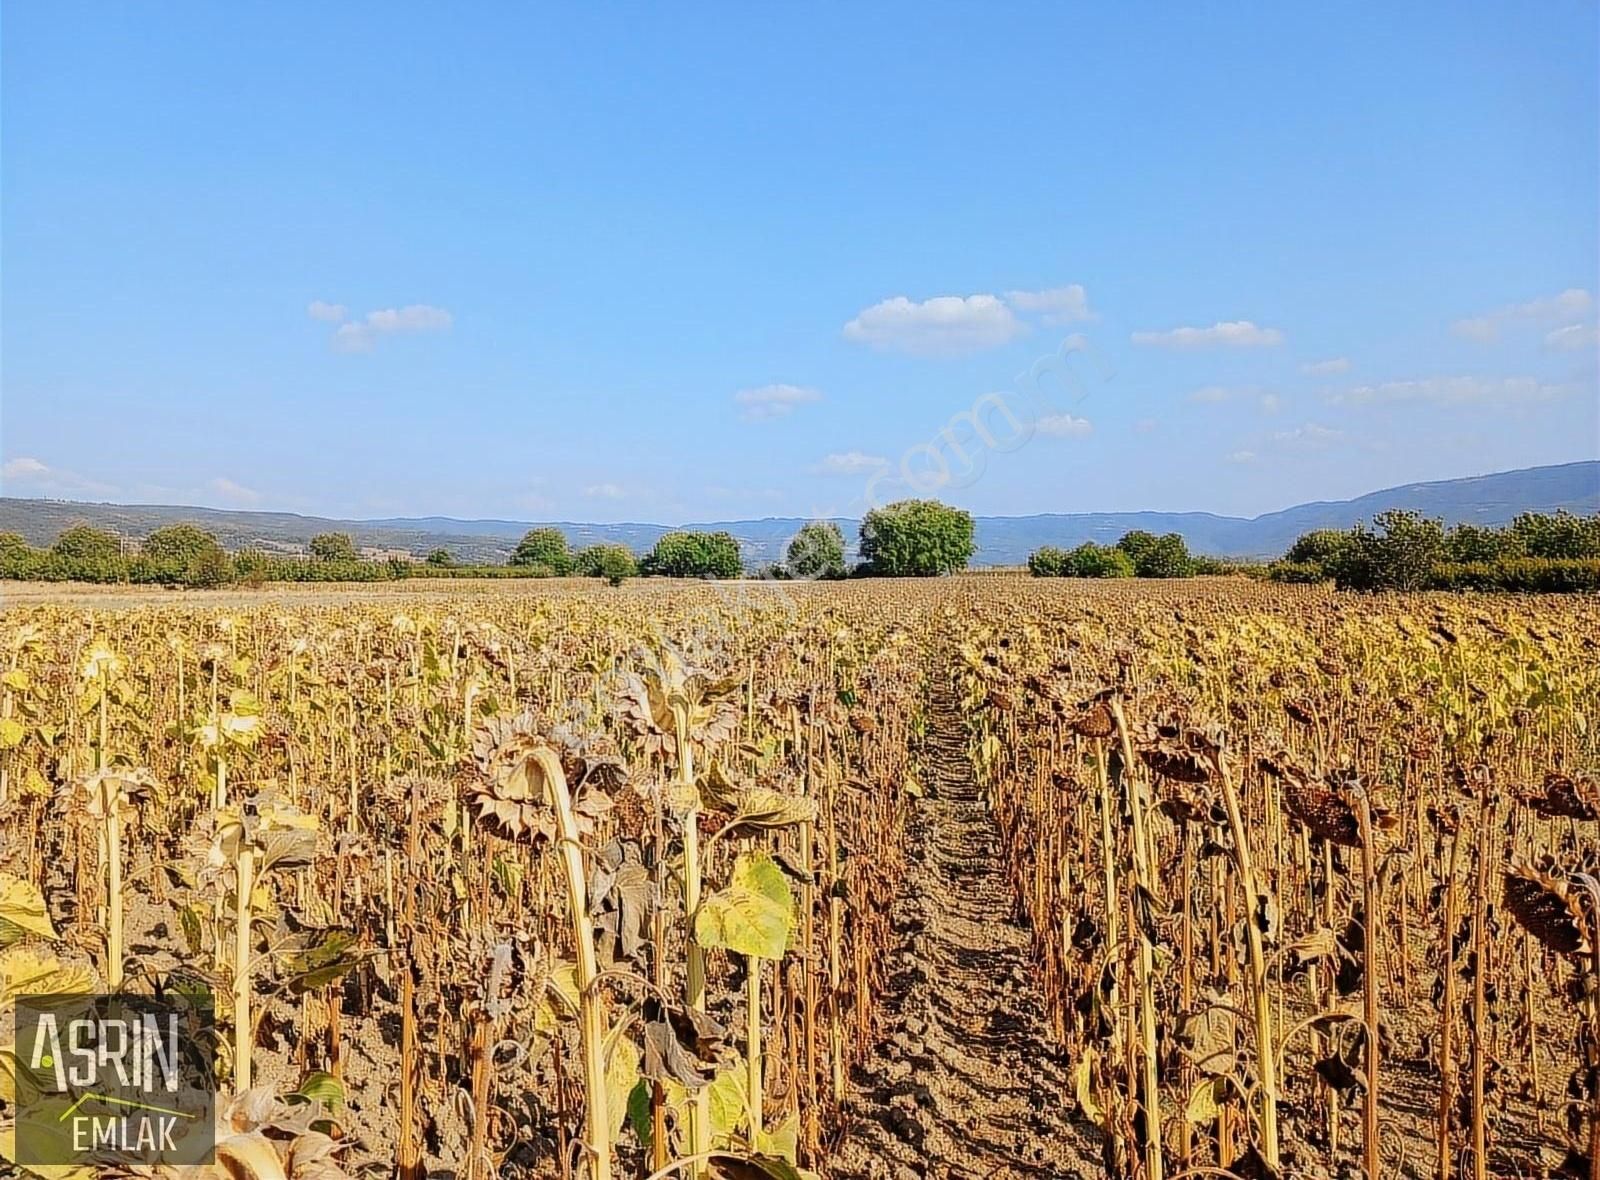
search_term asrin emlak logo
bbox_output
[14,993,216,1166]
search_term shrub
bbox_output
[1427,558,1600,593]
[1266,560,1329,584]
[857,500,976,577]
[786,522,847,580]
[1027,547,1068,577]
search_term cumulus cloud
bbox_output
[1333,375,1574,407]
[1259,393,1283,414]
[329,304,454,353]
[583,483,626,500]
[843,294,1025,356]
[1,456,115,497]
[1131,320,1285,349]
[1034,413,1093,437]
[209,476,262,506]
[1300,357,1351,375]
[735,384,823,420]
[307,300,348,323]
[814,451,890,475]
[1004,285,1094,325]
[1225,450,1256,464]
[1546,322,1600,352]
[1452,289,1594,342]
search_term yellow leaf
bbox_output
[0,719,23,749]
[0,947,96,1003]
[1186,1076,1226,1124]
[0,874,56,946]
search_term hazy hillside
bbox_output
[2,461,1595,567]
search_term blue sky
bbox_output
[3,2,1596,524]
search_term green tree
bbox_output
[182,546,235,588]
[786,521,847,579]
[1117,530,1191,577]
[309,532,357,562]
[645,531,742,579]
[141,523,229,586]
[52,524,122,563]
[511,527,574,573]
[857,500,976,577]
[1065,542,1136,578]
[575,543,639,584]
[1337,510,1446,591]
[1285,529,1351,569]
[1444,523,1520,564]
[1028,547,1068,577]
[1509,511,1600,559]
[425,548,455,567]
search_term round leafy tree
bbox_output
[52,523,122,563]
[786,521,847,579]
[309,532,358,562]
[575,543,638,585]
[857,500,976,577]
[511,527,574,574]
[646,531,743,579]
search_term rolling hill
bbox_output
[2,460,1595,568]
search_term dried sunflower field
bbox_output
[0,576,1596,1180]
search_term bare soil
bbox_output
[828,666,1103,1179]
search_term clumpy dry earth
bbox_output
[829,672,1102,1179]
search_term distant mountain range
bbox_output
[3,461,1596,568]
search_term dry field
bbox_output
[0,576,1596,1179]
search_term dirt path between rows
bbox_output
[828,660,1102,1180]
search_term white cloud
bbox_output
[1034,413,1093,437]
[1004,285,1094,325]
[1259,392,1283,414]
[209,476,262,506]
[1546,322,1600,352]
[1225,450,1256,464]
[583,483,626,500]
[330,303,454,353]
[3,457,49,480]
[1452,289,1594,342]
[1333,375,1573,407]
[1300,357,1350,375]
[1188,385,1236,404]
[307,300,348,323]
[735,384,823,420]
[1,456,115,497]
[1133,417,1160,433]
[843,294,1025,356]
[814,450,890,475]
[1131,320,1285,349]
[1271,423,1345,447]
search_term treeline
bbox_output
[1024,509,1600,593]
[1267,509,1600,592]
[1028,531,1245,579]
[0,499,983,586]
